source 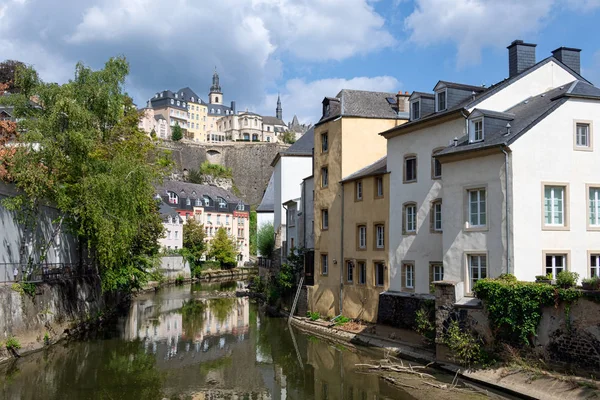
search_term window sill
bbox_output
[431,176,441,180]
[403,180,417,184]
[374,247,385,251]
[464,226,488,232]
[541,225,570,231]
[587,226,600,232]
[357,247,367,252]
[374,195,384,199]
[430,229,443,234]
[403,231,417,236]
[574,146,593,152]
[355,198,363,202]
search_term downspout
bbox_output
[283,203,288,264]
[500,145,511,275]
[340,181,345,315]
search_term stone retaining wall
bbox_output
[377,291,435,329]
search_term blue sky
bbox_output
[1,0,599,124]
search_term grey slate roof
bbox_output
[317,89,403,125]
[156,180,244,204]
[158,201,182,222]
[256,173,275,213]
[207,103,233,116]
[341,156,387,183]
[177,87,201,103]
[562,80,600,98]
[435,81,487,92]
[282,126,314,156]
[262,116,286,126]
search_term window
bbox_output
[207,214,211,223]
[575,122,591,149]
[545,254,566,279]
[174,231,178,239]
[217,215,221,225]
[356,181,363,200]
[177,101,180,106]
[358,262,367,284]
[468,254,487,291]
[375,176,384,197]
[404,155,417,183]
[411,100,420,120]
[403,263,414,289]
[167,230,172,239]
[357,225,366,249]
[431,149,442,179]
[226,215,230,225]
[186,198,191,206]
[472,118,484,142]
[589,187,600,228]
[431,200,442,232]
[321,254,328,275]
[431,263,444,282]
[168,191,179,204]
[468,189,486,228]
[590,254,600,278]
[170,99,174,105]
[543,185,567,228]
[403,203,417,234]
[321,132,328,152]
[321,209,329,230]
[321,167,328,188]
[375,224,384,249]
[436,89,446,111]
[375,262,385,287]
[346,261,354,283]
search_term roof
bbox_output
[262,116,286,126]
[437,82,593,157]
[317,89,405,125]
[158,201,182,222]
[256,173,275,213]
[341,156,387,183]
[435,81,487,92]
[207,103,233,116]
[156,180,243,203]
[282,126,314,156]
[177,87,201,103]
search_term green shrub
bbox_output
[444,321,483,367]
[582,276,600,290]
[201,260,221,270]
[307,311,320,321]
[497,273,517,283]
[175,274,185,285]
[11,282,36,297]
[43,332,50,346]
[415,306,436,342]
[535,274,552,282]
[5,337,21,351]
[334,316,351,326]
[556,271,579,288]
[198,160,233,179]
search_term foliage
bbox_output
[535,274,552,282]
[207,228,237,268]
[178,299,206,338]
[5,336,21,351]
[209,298,235,323]
[281,130,296,144]
[249,275,266,293]
[175,274,184,285]
[307,311,320,321]
[474,277,582,346]
[556,271,579,288]
[200,260,222,271]
[415,303,436,342]
[443,321,483,367]
[249,210,257,256]
[171,123,183,141]
[11,282,36,297]
[0,57,170,293]
[0,59,26,93]
[198,160,233,179]
[582,276,600,290]
[43,332,50,346]
[182,219,207,264]
[257,222,275,259]
[333,315,351,326]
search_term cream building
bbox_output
[158,202,184,251]
[156,181,251,266]
[177,87,207,142]
[309,90,409,318]
[383,41,598,296]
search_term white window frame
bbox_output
[411,100,420,120]
[468,254,487,292]
[468,189,486,228]
[432,263,444,282]
[405,264,414,289]
[376,225,384,249]
[358,262,366,285]
[589,186,600,228]
[321,167,328,188]
[471,117,484,142]
[356,181,363,200]
[433,201,442,231]
[543,185,566,228]
[321,254,328,275]
[404,155,417,183]
[376,176,384,197]
[575,122,591,149]
[346,261,354,283]
[322,209,329,230]
[321,132,328,153]
[358,225,367,249]
[168,192,179,205]
[545,253,567,279]
[405,204,417,233]
[590,253,600,278]
[435,89,447,112]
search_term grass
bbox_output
[5,336,21,351]
[306,311,320,321]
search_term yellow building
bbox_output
[178,86,207,142]
[309,90,409,320]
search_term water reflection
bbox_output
[0,282,491,400]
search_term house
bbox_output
[156,181,250,266]
[309,89,409,318]
[381,40,598,298]
[158,201,183,251]
[256,172,275,237]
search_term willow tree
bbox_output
[0,58,171,291]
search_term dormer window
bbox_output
[186,198,191,206]
[203,195,211,206]
[191,97,195,102]
[168,191,179,205]
[411,100,420,120]
[177,101,180,106]
[470,118,484,142]
[170,99,174,105]
[436,89,447,112]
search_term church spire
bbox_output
[276,93,282,120]
[210,67,222,94]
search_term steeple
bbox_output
[209,67,223,105]
[276,93,282,120]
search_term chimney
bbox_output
[395,91,410,113]
[507,40,537,78]
[551,46,581,75]
[231,101,236,113]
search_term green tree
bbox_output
[249,210,257,256]
[281,130,296,144]
[0,60,26,93]
[257,222,275,258]
[0,57,171,291]
[171,123,183,141]
[183,218,207,261]
[208,227,237,268]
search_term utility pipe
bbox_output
[500,145,511,275]
[339,181,345,315]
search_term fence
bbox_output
[257,257,272,269]
[0,262,97,284]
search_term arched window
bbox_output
[170,99,174,105]
[216,96,219,103]
[182,102,186,107]
[168,191,179,205]
[203,195,211,206]
[217,197,227,208]
[211,108,215,113]
[217,109,221,114]
[191,97,195,102]
[186,198,191,206]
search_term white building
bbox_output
[159,202,183,251]
[383,40,599,295]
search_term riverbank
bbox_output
[289,316,600,400]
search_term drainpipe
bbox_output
[340,181,345,315]
[500,145,511,275]
[283,203,288,264]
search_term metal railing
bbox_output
[0,262,97,283]
[257,257,272,269]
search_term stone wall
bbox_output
[159,255,191,280]
[161,141,289,206]
[377,291,435,329]
[296,285,308,316]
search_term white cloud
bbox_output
[564,0,600,10]
[257,76,401,123]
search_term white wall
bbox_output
[510,99,600,282]
[302,177,315,249]
[472,61,578,112]
[274,156,313,231]
[159,220,183,250]
[387,118,465,293]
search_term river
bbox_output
[0,281,503,399]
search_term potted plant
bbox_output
[535,273,553,285]
[556,271,579,289]
[582,276,600,291]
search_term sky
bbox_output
[1,0,600,124]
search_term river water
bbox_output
[0,281,499,399]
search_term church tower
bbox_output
[276,94,282,120]
[209,68,223,105]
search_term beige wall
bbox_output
[310,116,403,318]
[186,102,207,142]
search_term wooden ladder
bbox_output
[288,276,305,324]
